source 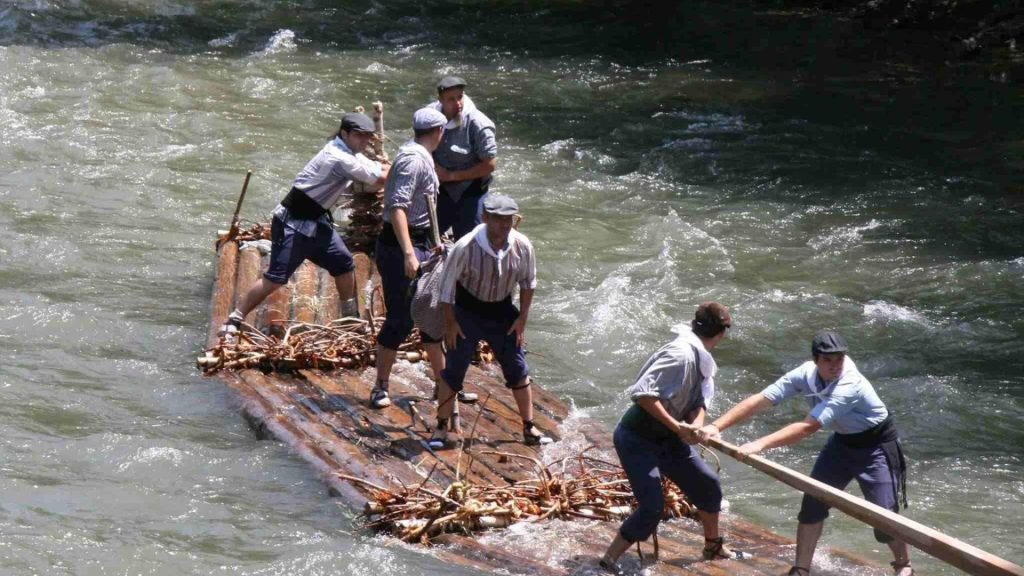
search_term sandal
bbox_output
[427,418,461,450]
[702,537,750,560]
[787,567,810,576]
[598,557,623,574]
[523,421,553,446]
[369,387,391,409]
[891,561,914,576]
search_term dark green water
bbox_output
[1,1,1022,574]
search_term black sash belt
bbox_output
[379,221,432,248]
[281,187,330,220]
[454,283,515,319]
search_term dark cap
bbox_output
[340,112,376,134]
[482,194,519,216]
[692,301,732,338]
[437,75,467,93]
[811,330,848,356]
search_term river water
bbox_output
[1,1,1022,575]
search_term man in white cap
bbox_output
[432,76,497,240]
[429,195,552,448]
[222,113,388,336]
[370,107,452,408]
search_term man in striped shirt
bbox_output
[221,113,388,337]
[430,195,552,448]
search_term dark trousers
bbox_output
[437,179,489,240]
[375,237,441,349]
[798,433,899,543]
[614,424,722,543]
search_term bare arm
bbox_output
[738,417,821,458]
[710,394,773,433]
[507,287,533,347]
[376,162,390,185]
[438,157,496,183]
[388,208,419,279]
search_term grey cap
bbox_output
[340,112,376,134]
[482,194,519,216]
[811,330,848,356]
[437,75,467,93]
[413,107,447,131]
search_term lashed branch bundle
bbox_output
[197,318,427,373]
[348,451,697,545]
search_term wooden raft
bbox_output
[203,237,887,575]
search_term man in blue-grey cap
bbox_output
[697,331,912,576]
[370,107,453,409]
[428,194,552,449]
[222,113,389,337]
[430,76,497,240]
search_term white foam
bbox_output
[863,300,932,327]
[807,219,882,252]
[208,32,239,48]
[259,29,297,56]
[363,62,394,74]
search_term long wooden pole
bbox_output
[230,170,253,231]
[680,423,1024,576]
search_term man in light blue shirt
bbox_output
[698,331,911,576]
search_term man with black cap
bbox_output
[221,113,389,336]
[370,107,452,409]
[599,302,747,572]
[697,331,912,576]
[430,194,550,448]
[431,76,497,240]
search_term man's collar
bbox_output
[473,225,510,258]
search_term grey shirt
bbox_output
[625,333,710,423]
[292,136,382,210]
[432,97,497,201]
[382,140,438,230]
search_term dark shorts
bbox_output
[798,433,900,543]
[437,178,489,240]
[440,301,528,392]
[375,238,442,349]
[614,424,722,543]
[263,217,355,285]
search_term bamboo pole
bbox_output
[682,423,1024,576]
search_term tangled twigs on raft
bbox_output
[352,448,697,544]
[197,318,429,374]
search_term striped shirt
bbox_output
[439,224,537,304]
[274,137,382,237]
[293,137,382,211]
[382,140,438,230]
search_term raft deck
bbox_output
[204,238,886,575]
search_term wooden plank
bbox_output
[353,253,372,319]
[234,245,261,326]
[293,261,318,325]
[317,268,340,324]
[206,240,238,348]
[694,427,1024,576]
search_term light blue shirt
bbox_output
[760,357,888,434]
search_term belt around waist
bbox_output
[835,414,898,448]
[455,283,514,317]
[379,220,432,247]
[281,187,330,220]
